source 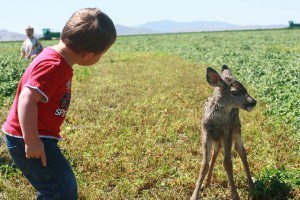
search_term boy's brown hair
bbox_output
[61,8,117,54]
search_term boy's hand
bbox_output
[25,138,47,167]
[18,87,46,167]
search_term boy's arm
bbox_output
[18,87,47,167]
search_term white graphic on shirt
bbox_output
[54,80,71,117]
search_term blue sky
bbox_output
[1,0,299,34]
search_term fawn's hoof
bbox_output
[191,191,200,200]
[232,193,240,200]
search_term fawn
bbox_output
[191,65,257,200]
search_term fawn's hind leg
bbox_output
[205,141,221,187]
[234,134,254,190]
[191,136,212,200]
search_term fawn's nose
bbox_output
[244,98,257,109]
[249,99,257,107]
[244,99,257,111]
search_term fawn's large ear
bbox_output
[221,65,232,78]
[206,67,225,87]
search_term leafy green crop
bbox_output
[0,53,29,104]
[251,167,300,199]
[0,35,299,199]
[112,29,300,135]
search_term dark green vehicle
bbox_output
[42,28,61,40]
[288,21,300,28]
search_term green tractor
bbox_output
[288,21,300,28]
[42,28,61,40]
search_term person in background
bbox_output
[19,26,43,60]
[3,8,116,199]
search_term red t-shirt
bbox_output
[2,47,73,140]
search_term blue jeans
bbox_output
[5,134,78,200]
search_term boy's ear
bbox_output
[206,67,225,87]
[81,52,95,60]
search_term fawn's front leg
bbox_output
[234,134,254,190]
[223,135,240,200]
[191,136,212,200]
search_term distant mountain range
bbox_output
[0,29,26,41]
[0,20,288,41]
[117,20,287,35]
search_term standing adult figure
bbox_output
[20,26,43,60]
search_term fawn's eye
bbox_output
[231,90,241,96]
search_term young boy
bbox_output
[2,8,116,199]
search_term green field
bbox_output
[0,29,299,199]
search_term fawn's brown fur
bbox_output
[191,65,257,200]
